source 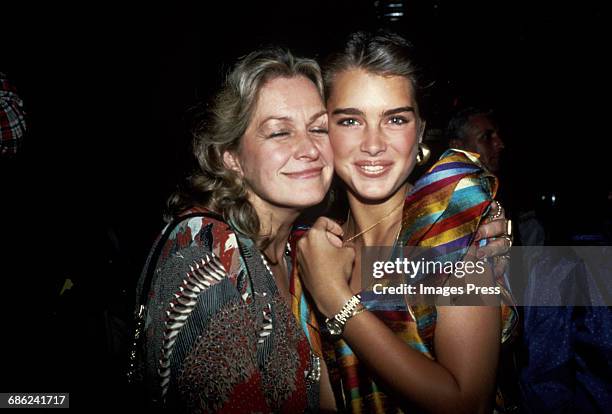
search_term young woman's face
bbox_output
[226,75,333,210]
[327,69,421,202]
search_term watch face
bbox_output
[326,318,343,336]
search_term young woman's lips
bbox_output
[353,161,393,178]
[283,167,324,179]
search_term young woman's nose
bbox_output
[360,127,386,156]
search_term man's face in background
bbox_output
[457,114,505,173]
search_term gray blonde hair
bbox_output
[169,47,323,244]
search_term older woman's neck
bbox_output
[251,198,300,262]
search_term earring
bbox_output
[416,143,431,166]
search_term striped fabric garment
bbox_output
[290,149,517,413]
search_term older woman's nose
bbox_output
[295,132,320,160]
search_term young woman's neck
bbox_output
[346,182,412,246]
[250,197,300,263]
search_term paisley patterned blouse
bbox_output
[137,208,320,413]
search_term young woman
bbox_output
[295,31,516,413]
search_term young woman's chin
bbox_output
[345,172,412,203]
[347,183,401,204]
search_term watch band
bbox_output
[325,294,364,336]
[351,305,366,318]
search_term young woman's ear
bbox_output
[223,150,243,176]
[418,120,427,143]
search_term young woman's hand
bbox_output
[474,205,512,258]
[296,217,355,317]
[473,202,514,276]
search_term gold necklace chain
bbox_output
[344,200,405,244]
[259,242,291,272]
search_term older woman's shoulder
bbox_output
[156,208,241,280]
[167,208,233,247]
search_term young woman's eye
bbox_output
[338,118,361,127]
[388,116,408,125]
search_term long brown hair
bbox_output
[323,30,425,118]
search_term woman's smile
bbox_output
[353,160,394,178]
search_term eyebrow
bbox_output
[331,107,363,116]
[382,106,415,116]
[259,109,327,127]
[309,109,327,123]
[260,116,291,126]
[331,106,415,117]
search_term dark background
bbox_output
[2,0,609,406]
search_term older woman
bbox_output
[133,47,333,412]
[296,31,516,413]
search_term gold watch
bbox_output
[325,294,365,337]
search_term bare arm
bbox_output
[319,358,338,412]
[341,305,500,413]
[298,217,502,414]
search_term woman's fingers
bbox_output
[296,217,356,305]
[476,237,511,259]
[475,218,507,241]
[312,216,344,237]
[486,200,506,222]
[310,217,344,247]
[326,230,344,248]
[298,217,346,254]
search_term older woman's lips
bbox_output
[283,167,324,179]
[354,161,393,177]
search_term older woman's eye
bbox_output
[310,127,329,135]
[269,131,290,138]
[338,118,361,127]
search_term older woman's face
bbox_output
[227,76,333,209]
[327,69,421,201]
